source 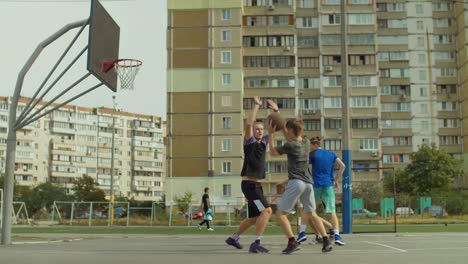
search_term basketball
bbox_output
[267,112,285,131]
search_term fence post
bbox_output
[89,202,93,227]
[70,202,75,226]
[51,201,56,223]
[187,203,192,227]
[126,202,130,227]
[168,204,173,227]
[150,202,154,226]
[227,202,231,226]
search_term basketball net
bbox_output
[113,59,142,90]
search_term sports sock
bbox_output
[231,234,240,240]
[252,235,262,242]
[300,224,307,233]
[333,228,339,236]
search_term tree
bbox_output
[27,182,69,216]
[72,175,106,202]
[174,191,193,215]
[352,181,383,210]
[397,144,464,196]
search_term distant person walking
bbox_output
[198,187,213,231]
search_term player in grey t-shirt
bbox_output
[268,112,332,254]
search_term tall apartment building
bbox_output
[0,96,165,202]
[167,0,467,203]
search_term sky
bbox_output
[0,0,167,118]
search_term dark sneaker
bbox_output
[297,231,307,244]
[282,240,300,254]
[334,234,345,246]
[225,237,243,249]
[249,241,269,253]
[315,235,323,243]
[322,238,333,253]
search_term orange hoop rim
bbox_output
[103,58,142,72]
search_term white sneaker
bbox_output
[207,228,214,231]
[198,225,202,230]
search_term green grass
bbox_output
[7,223,468,236]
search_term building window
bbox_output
[360,139,378,151]
[416,4,423,14]
[299,78,320,89]
[324,97,342,108]
[382,154,410,164]
[419,70,427,81]
[350,96,377,108]
[304,119,320,131]
[323,55,341,65]
[417,21,424,30]
[221,95,232,107]
[222,161,232,174]
[222,9,231,20]
[326,14,341,25]
[222,116,232,129]
[352,119,378,129]
[222,139,232,152]
[420,87,428,97]
[222,73,232,85]
[418,54,426,64]
[223,184,232,197]
[300,0,314,8]
[221,50,232,64]
[420,103,428,113]
[325,119,341,129]
[417,37,425,47]
[221,30,232,42]
[298,57,319,68]
[324,139,341,150]
[323,76,342,87]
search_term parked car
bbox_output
[424,206,448,217]
[102,207,127,218]
[396,207,414,216]
[353,208,377,218]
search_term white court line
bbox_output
[12,238,83,245]
[364,241,407,252]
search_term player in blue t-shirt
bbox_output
[297,137,346,246]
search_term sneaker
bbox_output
[249,241,269,253]
[282,240,300,254]
[225,237,243,249]
[322,238,333,253]
[315,235,323,243]
[334,234,345,246]
[207,228,214,231]
[198,225,202,230]
[297,231,307,244]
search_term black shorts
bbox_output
[241,180,270,218]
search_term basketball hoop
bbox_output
[103,59,142,90]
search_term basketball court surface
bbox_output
[1,233,467,264]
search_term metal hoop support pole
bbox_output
[1,18,89,245]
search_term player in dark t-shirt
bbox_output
[225,96,276,253]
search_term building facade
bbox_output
[0,96,165,202]
[167,0,467,204]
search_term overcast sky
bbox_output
[0,0,167,118]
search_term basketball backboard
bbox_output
[87,0,120,92]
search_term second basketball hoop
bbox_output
[103,59,142,90]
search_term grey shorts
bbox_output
[277,179,316,213]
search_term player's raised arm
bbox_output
[245,96,262,140]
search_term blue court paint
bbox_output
[342,149,352,234]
